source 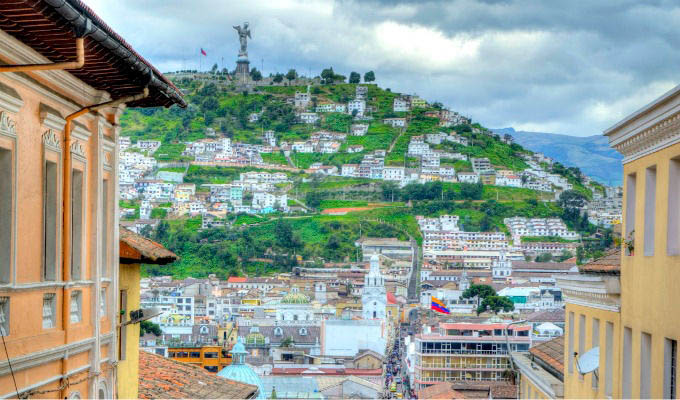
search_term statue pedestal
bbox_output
[236,57,250,81]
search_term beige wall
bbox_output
[117,262,141,399]
[620,141,680,398]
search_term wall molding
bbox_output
[42,129,62,152]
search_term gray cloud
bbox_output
[87,0,680,136]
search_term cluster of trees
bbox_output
[320,67,375,84]
[461,284,515,315]
[380,181,484,202]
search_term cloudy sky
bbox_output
[87,0,680,136]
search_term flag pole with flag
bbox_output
[199,48,207,71]
[431,296,450,314]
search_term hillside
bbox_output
[492,128,623,185]
[120,77,612,279]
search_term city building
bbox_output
[0,3,184,398]
[362,255,387,320]
[412,322,531,390]
[511,336,564,399]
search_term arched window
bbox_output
[373,311,376,318]
[299,328,307,336]
[274,327,283,336]
[293,315,298,321]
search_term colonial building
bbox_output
[362,255,387,320]
[0,2,184,398]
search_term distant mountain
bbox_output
[492,128,623,185]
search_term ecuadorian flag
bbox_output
[431,296,450,314]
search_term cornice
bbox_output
[40,104,66,131]
[0,83,23,114]
[612,112,680,164]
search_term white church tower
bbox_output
[362,254,387,320]
[492,251,512,280]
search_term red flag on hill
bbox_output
[200,48,207,56]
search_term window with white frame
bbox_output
[44,160,58,280]
[43,293,56,329]
[0,148,11,283]
[71,169,84,280]
[0,297,8,336]
[70,290,82,324]
[644,166,657,256]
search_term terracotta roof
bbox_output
[529,335,565,375]
[119,227,178,265]
[0,1,185,108]
[228,277,248,283]
[387,291,398,305]
[418,382,466,399]
[525,309,565,323]
[578,248,621,274]
[138,350,257,399]
[512,262,576,271]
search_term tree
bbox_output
[477,296,514,315]
[140,320,162,336]
[321,67,335,84]
[250,67,262,81]
[211,63,218,73]
[349,71,360,84]
[285,69,297,83]
[462,284,496,300]
[273,73,284,83]
[305,191,323,209]
[364,70,375,82]
[535,253,553,262]
[280,336,294,348]
[558,190,588,209]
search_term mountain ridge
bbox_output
[492,127,623,185]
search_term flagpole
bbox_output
[199,49,201,72]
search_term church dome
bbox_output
[218,338,265,399]
[281,292,310,304]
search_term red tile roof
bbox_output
[387,292,398,305]
[138,350,257,399]
[228,277,248,283]
[529,335,565,375]
[578,248,621,274]
[418,382,466,399]
[119,227,178,265]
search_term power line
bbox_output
[1,328,19,398]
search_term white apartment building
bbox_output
[383,166,405,181]
[417,215,461,231]
[496,174,522,187]
[119,136,131,150]
[383,117,407,128]
[263,130,277,147]
[296,112,319,124]
[471,157,492,172]
[294,90,311,108]
[356,85,368,98]
[394,97,410,112]
[341,164,359,177]
[292,141,315,153]
[504,217,580,240]
[351,123,369,136]
[457,172,479,183]
[252,192,288,211]
[348,99,366,116]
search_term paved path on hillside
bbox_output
[388,128,405,153]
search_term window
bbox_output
[274,327,283,336]
[568,312,575,373]
[640,332,651,398]
[71,169,83,280]
[101,178,110,277]
[70,291,82,324]
[0,148,11,283]
[644,166,656,256]
[44,160,58,280]
[119,290,127,361]
[664,338,677,400]
[0,297,8,335]
[592,318,599,389]
[204,352,218,358]
[623,327,632,398]
[669,158,680,256]
[605,322,614,396]
[177,298,183,303]
[299,328,307,336]
[43,293,56,329]
[100,288,106,317]
[189,352,201,358]
[625,173,636,255]
[578,314,585,379]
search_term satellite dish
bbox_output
[576,346,600,374]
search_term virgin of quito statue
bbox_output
[233,22,251,78]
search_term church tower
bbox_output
[492,251,512,280]
[362,254,387,319]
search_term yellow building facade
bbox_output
[559,84,680,399]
